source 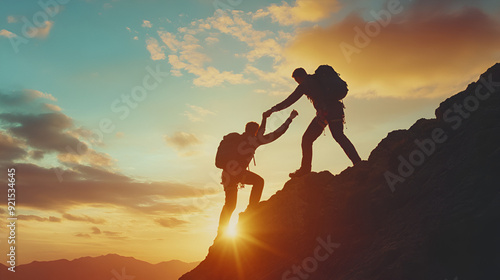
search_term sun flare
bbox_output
[226,223,238,238]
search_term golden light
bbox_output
[225,221,238,238]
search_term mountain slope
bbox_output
[180,63,500,280]
[0,254,198,280]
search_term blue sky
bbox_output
[1,0,499,264]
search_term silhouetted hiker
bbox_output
[265,66,361,178]
[216,110,298,237]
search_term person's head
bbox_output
[245,121,260,136]
[292,68,307,84]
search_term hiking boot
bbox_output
[289,168,311,178]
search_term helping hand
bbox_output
[289,109,299,120]
[263,109,273,119]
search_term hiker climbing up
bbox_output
[265,66,362,178]
[216,110,298,237]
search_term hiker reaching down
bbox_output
[216,109,298,237]
[265,66,361,178]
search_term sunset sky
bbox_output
[1,0,499,265]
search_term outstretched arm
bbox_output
[258,110,298,145]
[265,85,304,115]
[256,110,272,139]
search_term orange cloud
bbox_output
[0,29,16,38]
[254,0,340,25]
[62,213,106,224]
[146,37,166,60]
[155,217,188,228]
[164,131,201,150]
[0,163,212,215]
[29,21,54,39]
[284,5,500,98]
[18,215,62,222]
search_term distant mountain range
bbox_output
[0,253,199,280]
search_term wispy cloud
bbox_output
[0,29,16,38]
[145,36,166,60]
[7,15,18,23]
[30,20,54,39]
[63,213,106,224]
[155,217,188,228]
[18,215,62,222]
[184,104,215,122]
[164,131,201,150]
[156,22,252,87]
[254,0,340,25]
[142,20,152,28]
[0,131,27,163]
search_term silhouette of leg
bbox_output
[240,170,264,208]
[300,117,326,171]
[328,120,361,165]
[217,180,238,236]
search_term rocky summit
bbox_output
[180,64,500,280]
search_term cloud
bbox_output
[58,149,116,169]
[142,20,152,28]
[7,16,18,23]
[164,131,201,150]
[184,104,215,122]
[75,233,91,238]
[192,66,249,87]
[43,103,62,112]
[91,226,101,234]
[205,36,219,44]
[145,37,166,60]
[155,217,188,228]
[0,112,89,155]
[17,215,62,222]
[0,29,16,38]
[281,2,500,98]
[202,11,283,63]
[62,213,106,224]
[103,231,127,239]
[157,21,252,87]
[30,150,45,160]
[0,91,116,169]
[29,21,54,39]
[0,131,27,163]
[0,89,57,111]
[254,0,340,25]
[0,163,213,214]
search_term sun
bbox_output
[225,220,238,238]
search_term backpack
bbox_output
[314,65,348,101]
[215,133,253,170]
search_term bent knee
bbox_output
[257,177,264,187]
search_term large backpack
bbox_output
[314,65,348,101]
[215,133,253,170]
